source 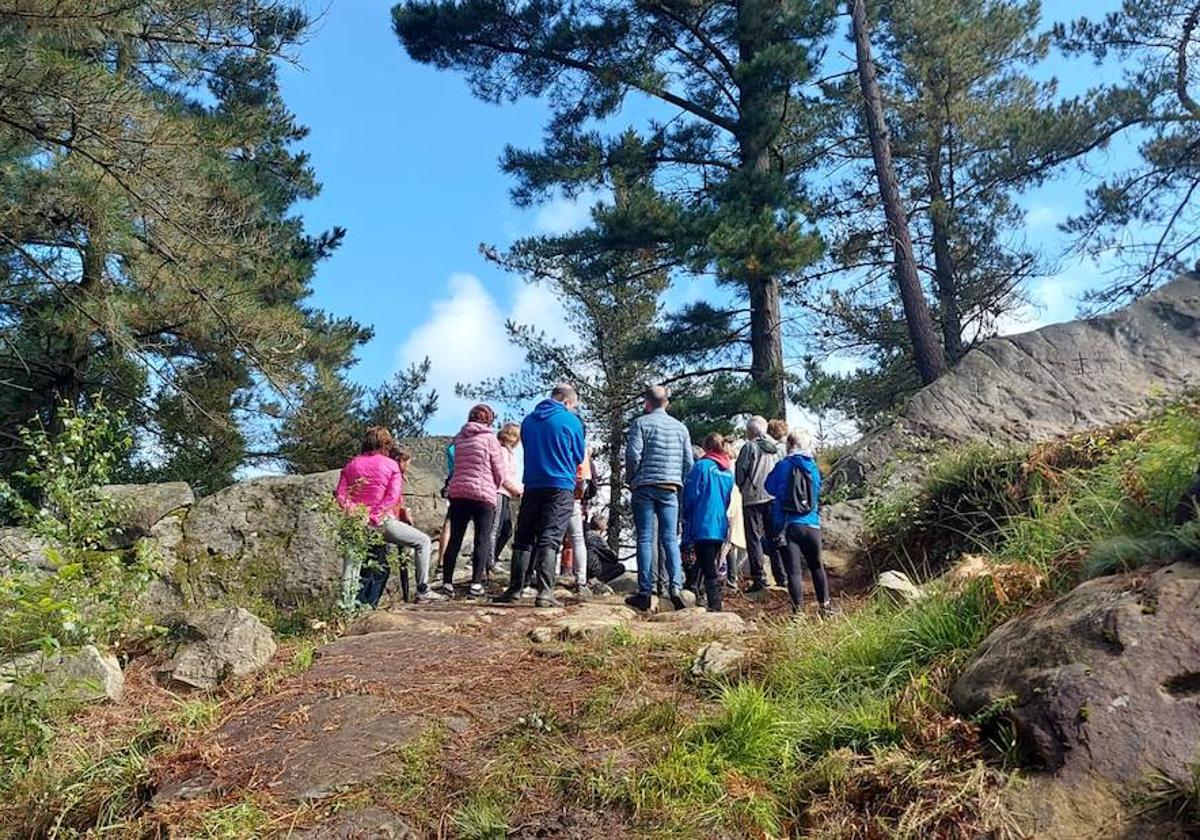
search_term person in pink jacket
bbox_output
[335,427,446,607]
[440,404,506,597]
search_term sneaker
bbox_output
[416,587,447,603]
[468,583,486,598]
[492,590,519,604]
[520,586,538,599]
[818,601,840,620]
[535,593,561,608]
[437,582,456,597]
[624,592,652,611]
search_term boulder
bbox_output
[0,645,124,703]
[876,570,925,605]
[548,604,633,640]
[0,527,60,572]
[166,607,277,690]
[691,642,747,679]
[99,482,194,548]
[829,273,1200,546]
[952,563,1200,788]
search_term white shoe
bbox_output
[520,586,537,599]
[416,588,447,603]
[437,582,456,597]
[468,583,486,597]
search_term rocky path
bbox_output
[147,588,792,838]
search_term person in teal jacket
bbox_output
[681,433,735,612]
[764,428,831,616]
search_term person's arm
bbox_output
[501,450,524,496]
[680,428,695,486]
[624,421,643,486]
[376,465,403,523]
[764,461,783,500]
[681,466,703,519]
[734,445,751,489]
[489,438,506,489]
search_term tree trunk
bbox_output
[849,0,945,384]
[606,409,626,552]
[927,156,965,362]
[736,0,788,418]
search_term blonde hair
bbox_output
[498,422,520,447]
[787,427,814,454]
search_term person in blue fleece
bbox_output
[494,383,586,607]
[681,433,735,612]
[764,427,831,616]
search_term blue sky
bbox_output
[279,0,1131,433]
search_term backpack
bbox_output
[780,460,816,517]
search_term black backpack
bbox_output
[780,460,816,517]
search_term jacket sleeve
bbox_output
[764,461,783,501]
[570,417,586,470]
[624,421,643,486]
[489,437,506,490]
[734,445,752,490]
[376,464,402,522]
[681,464,703,521]
[501,448,523,496]
[334,466,351,509]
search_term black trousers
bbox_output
[494,494,514,562]
[443,498,496,586]
[782,524,829,611]
[744,502,787,586]
[513,487,575,553]
[357,543,391,608]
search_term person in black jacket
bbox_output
[584,514,628,583]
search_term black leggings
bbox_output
[443,498,496,586]
[494,494,513,562]
[782,524,829,611]
[692,541,722,592]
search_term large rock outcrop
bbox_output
[952,562,1200,788]
[833,274,1200,489]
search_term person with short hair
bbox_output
[681,432,735,612]
[335,427,446,607]
[623,384,694,611]
[440,404,506,598]
[767,418,789,445]
[494,384,586,607]
[764,427,831,616]
[735,415,787,592]
[584,514,628,584]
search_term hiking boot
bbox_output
[494,549,530,604]
[705,582,724,613]
[624,592,652,611]
[491,590,519,604]
[415,587,447,603]
[468,583,487,598]
[535,593,561,608]
[533,546,559,606]
[746,580,767,594]
[668,588,688,611]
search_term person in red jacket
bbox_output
[440,404,506,597]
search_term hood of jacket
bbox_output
[753,436,780,455]
[530,398,570,423]
[703,451,733,472]
[456,420,494,440]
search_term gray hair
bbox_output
[643,384,669,408]
[746,415,768,438]
[787,427,814,455]
[551,383,578,404]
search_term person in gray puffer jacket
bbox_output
[624,385,694,611]
[735,415,785,592]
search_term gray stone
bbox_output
[99,482,194,548]
[529,626,555,644]
[691,642,747,679]
[166,607,276,690]
[292,806,417,839]
[644,607,747,635]
[952,563,1200,788]
[607,573,640,595]
[1,645,124,703]
[829,273,1200,545]
[876,570,925,605]
[0,527,60,572]
[549,604,633,639]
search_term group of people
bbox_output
[334,382,830,616]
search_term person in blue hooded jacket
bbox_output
[764,427,832,616]
[494,383,586,607]
[681,433,735,612]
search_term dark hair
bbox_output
[702,432,725,453]
[362,426,394,454]
[468,404,496,425]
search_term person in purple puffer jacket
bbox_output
[440,404,506,597]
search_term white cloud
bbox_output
[397,273,576,432]
[533,190,605,234]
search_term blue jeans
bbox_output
[633,485,683,595]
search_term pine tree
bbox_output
[0,1,359,473]
[393,0,836,417]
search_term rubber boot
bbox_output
[534,546,561,608]
[492,548,530,603]
[705,581,723,613]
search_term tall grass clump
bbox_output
[631,580,1031,836]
